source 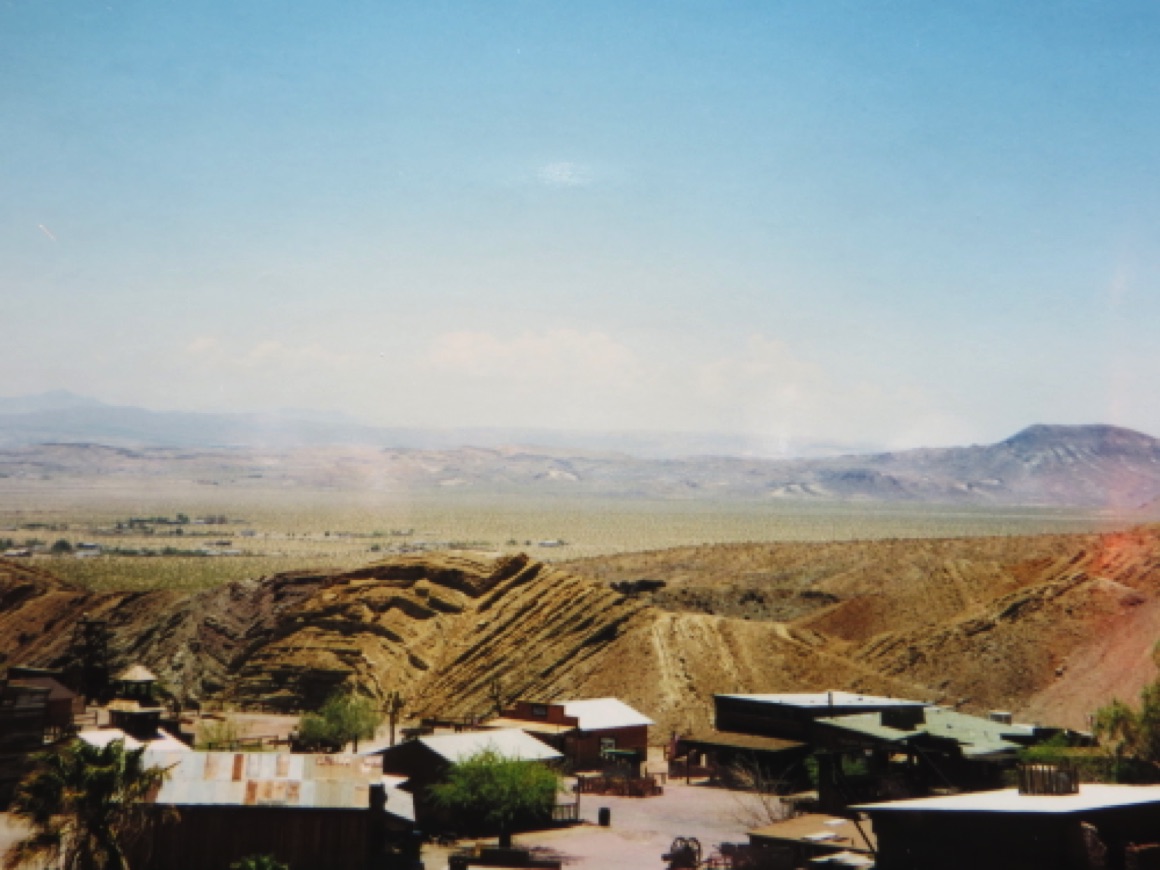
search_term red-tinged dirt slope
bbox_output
[569,526,1160,729]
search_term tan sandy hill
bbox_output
[567,526,1160,729]
[0,552,927,736]
[2,526,1159,735]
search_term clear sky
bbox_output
[4,1,1159,449]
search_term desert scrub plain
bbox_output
[0,476,1143,592]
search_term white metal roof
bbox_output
[381,776,414,822]
[79,728,192,755]
[560,698,654,731]
[720,692,923,709]
[419,728,563,764]
[856,784,1160,815]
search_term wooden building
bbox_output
[674,731,811,790]
[857,782,1160,870]
[139,750,413,870]
[108,664,166,739]
[810,705,1047,810]
[714,692,928,743]
[0,679,50,806]
[485,698,653,770]
[747,812,876,869]
[6,667,82,738]
[368,728,563,830]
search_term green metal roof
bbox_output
[816,707,1027,760]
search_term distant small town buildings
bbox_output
[485,698,654,770]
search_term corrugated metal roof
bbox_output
[419,729,563,764]
[561,698,654,730]
[816,707,1023,759]
[150,751,388,810]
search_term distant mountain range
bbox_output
[0,393,1158,509]
[0,392,875,459]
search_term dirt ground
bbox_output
[422,776,758,870]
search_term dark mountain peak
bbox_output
[1001,423,1160,455]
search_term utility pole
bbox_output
[385,690,406,747]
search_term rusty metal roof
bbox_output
[150,751,385,810]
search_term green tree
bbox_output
[4,738,172,870]
[1093,679,1160,782]
[428,747,561,847]
[298,689,380,752]
[229,856,288,870]
[50,538,73,555]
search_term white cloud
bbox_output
[673,335,978,448]
[426,328,643,384]
[537,161,592,188]
[185,337,358,373]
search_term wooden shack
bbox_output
[6,667,81,738]
[485,698,653,770]
[857,782,1160,870]
[108,664,166,739]
[714,692,928,743]
[139,750,413,870]
[0,679,50,806]
[368,728,562,830]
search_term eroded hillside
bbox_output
[3,526,1160,735]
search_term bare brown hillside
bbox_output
[2,526,1159,736]
[567,527,1160,728]
[0,552,930,736]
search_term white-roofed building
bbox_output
[368,728,564,828]
[856,782,1160,870]
[484,697,654,769]
[77,727,191,755]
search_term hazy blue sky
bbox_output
[4,1,1159,449]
